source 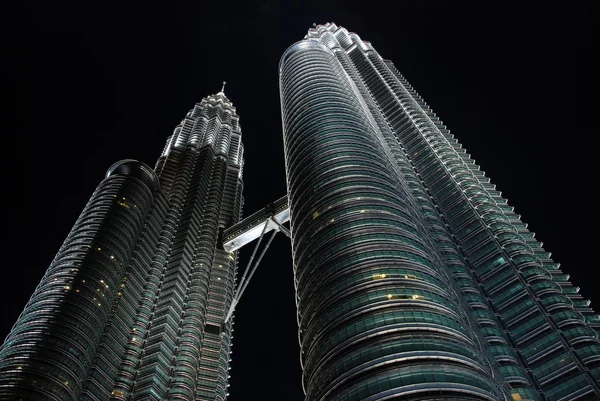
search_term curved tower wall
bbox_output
[0,161,157,401]
[280,22,600,401]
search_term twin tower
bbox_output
[2,23,599,401]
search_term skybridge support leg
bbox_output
[223,215,289,324]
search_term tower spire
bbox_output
[221,81,226,93]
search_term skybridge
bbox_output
[222,195,290,324]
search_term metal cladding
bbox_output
[280,23,600,401]
[0,92,244,401]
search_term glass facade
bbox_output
[0,92,244,401]
[279,23,600,401]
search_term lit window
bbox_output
[512,393,523,401]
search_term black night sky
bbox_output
[8,2,596,400]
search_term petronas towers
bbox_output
[2,23,599,401]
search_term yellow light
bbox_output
[387,294,393,299]
[110,255,115,259]
[381,274,386,278]
[64,286,71,290]
[97,247,101,251]
[512,394,523,401]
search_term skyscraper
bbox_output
[279,23,600,401]
[0,91,243,401]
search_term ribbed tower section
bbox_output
[280,41,511,401]
[280,23,600,401]
[0,92,244,401]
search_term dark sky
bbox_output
[8,2,596,400]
